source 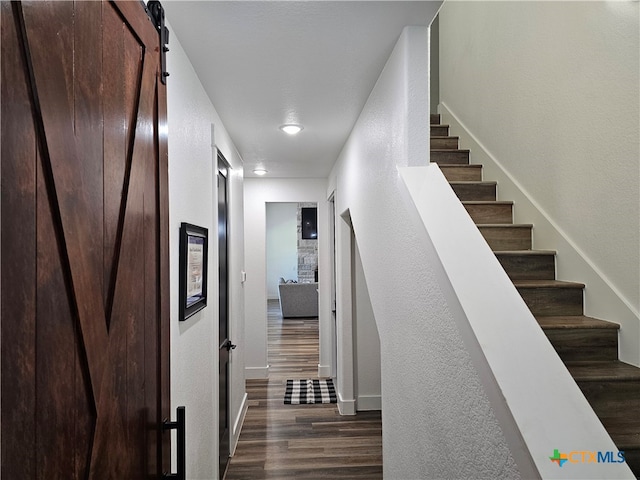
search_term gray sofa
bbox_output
[278,281,319,318]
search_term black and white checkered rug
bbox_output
[284,379,337,405]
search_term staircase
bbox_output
[430,113,640,477]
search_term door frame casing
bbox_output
[217,150,232,478]
[334,207,356,415]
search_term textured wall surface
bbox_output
[329,25,524,479]
[167,29,245,479]
[439,2,639,322]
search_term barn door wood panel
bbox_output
[1,1,170,478]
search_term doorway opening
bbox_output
[265,202,319,377]
[217,152,234,478]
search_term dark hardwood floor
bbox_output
[225,300,382,479]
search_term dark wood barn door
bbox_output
[1,1,170,478]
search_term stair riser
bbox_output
[430,113,440,124]
[431,137,459,149]
[464,203,512,224]
[431,125,449,136]
[451,183,496,202]
[496,254,555,280]
[441,166,482,182]
[545,329,618,362]
[517,287,584,316]
[479,227,532,251]
[431,151,469,165]
[576,381,640,420]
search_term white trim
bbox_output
[337,392,356,416]
[230,392,248,456]
[356,395,381,411]
[244,366,269,379]
[317,364,332,378]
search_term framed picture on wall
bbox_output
[179,222,209,321]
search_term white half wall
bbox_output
[266,203,298,299]
[329,24,527,479]
[402,164,634,479]
[167,26,245,479]
[438,1,640,364]
[244,178,330,379]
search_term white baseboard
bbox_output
[230,392,248,456]
[357,394,381,411]
[244,366,269,379]
[440,101,640,366]
[317,364,331,378]
[337,392,356,415]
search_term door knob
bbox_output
[223,340,237,351]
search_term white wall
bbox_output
[352,237,381,411]
[266,203,298,299]
[167,28,246,479]
[329,24,527,479]
[438,2,640,363]
[244,178,331,379]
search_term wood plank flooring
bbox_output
[225,300,382,479]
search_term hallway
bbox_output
[225,300,382,479]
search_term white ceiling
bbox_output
[163,1,438,178]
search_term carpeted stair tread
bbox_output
[565,361,640,382]
[537,315,620,330]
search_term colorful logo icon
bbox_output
[549,449,625,466]
[550,449,568,467]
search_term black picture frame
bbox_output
[179,222,208,321]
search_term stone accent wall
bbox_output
[297,202,318,283]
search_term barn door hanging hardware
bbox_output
[146,0,170,84]
[163,406,186,479]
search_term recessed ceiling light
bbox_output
[253,168,268,176]
[279,124,303,135]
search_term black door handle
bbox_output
[163,406,185,479]
[223,339,237,351]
